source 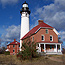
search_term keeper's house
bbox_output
[6,39,20,55]
[21,20,62,55]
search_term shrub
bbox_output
[17,38,38,60]
[62,48,65,54]
[5,51,10,55]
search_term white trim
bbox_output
[40,43,61,45]
[35,27,41,33]
[53,28,59,35]
[5,49,9,51]
[56,44,57,52]
[44,44,46,52]
[35,27,53,33]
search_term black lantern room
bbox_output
[20,1,31,15]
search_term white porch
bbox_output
[37,43,62,55]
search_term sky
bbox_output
[0,0,65,47]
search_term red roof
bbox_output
[21,22,53,40]
[7,40,20,46]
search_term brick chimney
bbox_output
[38,20,43,25]
[14,39,16,41]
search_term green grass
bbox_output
[0,54,65,65]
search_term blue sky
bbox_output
[0,0,65,47]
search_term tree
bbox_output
[17,38,38,60]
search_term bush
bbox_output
[62,48,65,54]
[17,38,39,60]
[5,51,10,55]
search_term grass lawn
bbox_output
[0,54,65,65]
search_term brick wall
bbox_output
[32,28,58,43]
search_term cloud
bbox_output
[59,31,65,42]
[0,0,18,7]
[31,0,65,31]
[1,25,20,42]
[31,0,65,42]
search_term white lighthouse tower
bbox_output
[20,1,30,51]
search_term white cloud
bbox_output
[1,25,20,42]
[59,31,65,41]
[0,0,18,7]
[31,0,65,42]
[31,0,65,31]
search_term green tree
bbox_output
[17,38,38,60]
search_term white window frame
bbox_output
[50,35,53,42]
[41,35,45,41]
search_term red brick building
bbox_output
[6,39,20,55]
[21,20,62,55]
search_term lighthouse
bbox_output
[20,1,30,51]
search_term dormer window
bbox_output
[41,35,44,41]
[46,29,48,34]
[50,35,53,41]
[16,42,17,43]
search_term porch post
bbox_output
[39,44,41,52]
[56,44,57,52]
[60,44,61,52]
[44,44,46,52]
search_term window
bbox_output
[50,46,52,49]
[46,29,48,34]
[13,49,15,53]
[32,36,34,42]
[54,45,56,48]
[13,45,15,48]
[57,45,60,50]
[50,35,53,41]
[38,44,39,47]
[42,35,44,41]
[16,42,17,43]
